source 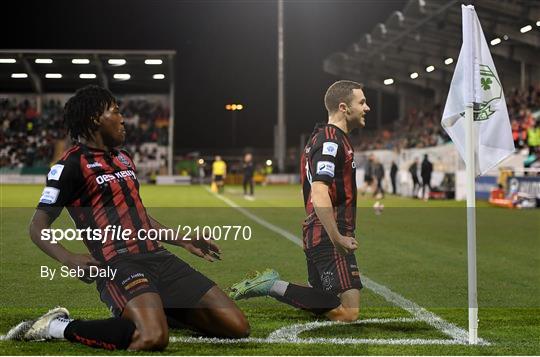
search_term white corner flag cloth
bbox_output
[442,5,514,176]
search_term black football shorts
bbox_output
[96,248,215,317]
[305,244,363,294]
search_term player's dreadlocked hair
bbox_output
[64,85,117,141]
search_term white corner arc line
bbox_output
[205,187,490,346]
[268,317,418,341]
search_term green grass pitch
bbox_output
[0,183,538,355]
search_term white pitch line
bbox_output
[208,188,301,246]
[0,318,420,344]
[268,317,419,341]
[169,336,466,345]
[205,187,490,346]
[0,334,470,346]
[360,277,489,344]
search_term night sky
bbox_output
[2,0,406,151]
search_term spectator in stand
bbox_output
[527,120,540,155]
[512,120,528,149]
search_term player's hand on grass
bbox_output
[181,236,222,262]
[332,234,358,256]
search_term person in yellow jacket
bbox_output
[212,155,227,194]
[527,121,540,155]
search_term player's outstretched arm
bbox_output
[148,215,221,262]
[29,209,101,270]
[311,182,358,256]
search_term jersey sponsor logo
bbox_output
[322,142,338,157]
[86,162,103,169]
[117,153,131,167]
[39,187,60,204]
[47,164,64,181]
[125,278,149,290]
[316,161,335,177]
[96,170,137,185]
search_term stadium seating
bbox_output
[0,98,64,170]
[0,96,170,177]
[2,85,538,176]
[357,83,540,152]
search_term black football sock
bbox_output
[64,318,136,350]
[273,283,341,315]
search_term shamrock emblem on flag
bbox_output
[480,76,492,90]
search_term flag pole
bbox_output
[463,5,479,344]
[446,5,514,344]
[465,102,478,345]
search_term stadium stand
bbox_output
[0,96,170,178]
[357,83,540,152]
[119,97,170,176]
[0,98,64,170]
[3,85,538,178]
[324,0,540,157]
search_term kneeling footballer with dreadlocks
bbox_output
[6,85,250,350]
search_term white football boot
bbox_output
[5,307,70,341]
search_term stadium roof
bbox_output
[0,49,175,94]
[324,0,540,95]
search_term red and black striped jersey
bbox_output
[300,123,357,250]
[37,143,160,262]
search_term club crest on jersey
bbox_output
[47,164,64,181]
[316,161,335,177]
[117,153,131,167]
[321,271,334,291]
[322,142,338,157]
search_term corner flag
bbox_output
[442,5,514,176]
[441,5,515,345]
